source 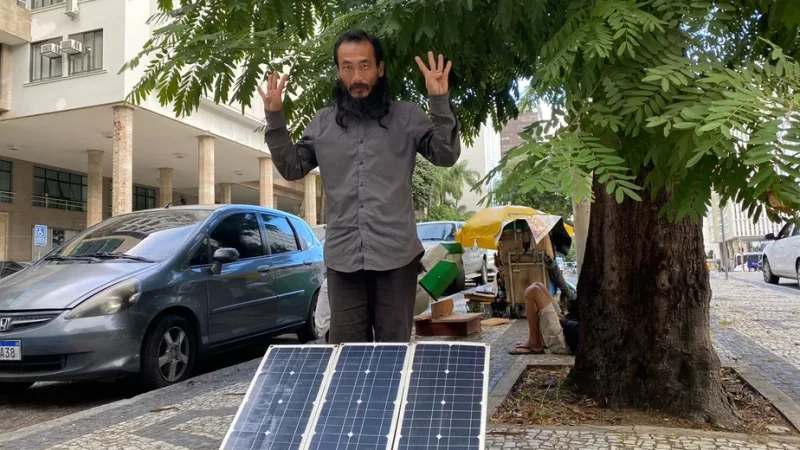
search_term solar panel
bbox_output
[307,344,410,450]
[220,345,337,450]
[393,343,489,450]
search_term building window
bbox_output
[68,30,103,75]
[33,167,87,211]
[30,38,63,82]
[31,0,63,9]
[134,186,155,211]
[0,160,11,203]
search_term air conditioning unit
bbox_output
[60,39,83,55]
[40,43,61,59]
[65,0,79,19]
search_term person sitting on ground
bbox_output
[509,281,579,355]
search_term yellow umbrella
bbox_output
[456,205,574,254]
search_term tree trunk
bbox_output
[571,173,738,427]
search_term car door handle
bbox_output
[257,265,271,274]
[303,260,313,266]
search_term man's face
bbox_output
[336,40,385,98]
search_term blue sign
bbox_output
[33,225,48,247]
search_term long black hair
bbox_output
[332,30,392,129]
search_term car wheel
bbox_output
[297,291,320,344]
[796,261,800,289]
[0,382,34,394]
[763,258,779,284]
[473,260,489,286]
[446,269,466,295]
[139,314,196,390]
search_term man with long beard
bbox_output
[258,29,461,344]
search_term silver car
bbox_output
[0,205,324,391]
[416,221,496,292]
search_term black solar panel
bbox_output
[307,344,409,450]
[394,343,488,450]
[220,345,336,450]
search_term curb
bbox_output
[486,424,800,445]
[731,362,800,432]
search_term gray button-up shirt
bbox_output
[265,94,461,273]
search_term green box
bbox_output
[419,260,461,300]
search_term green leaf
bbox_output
[623,188,642,201]
[673,122,697,129]
[686,150,705,168]
[615,188,625,203]
[661,78,669,92]
[698,121,724,132]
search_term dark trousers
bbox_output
[326,256,420,344]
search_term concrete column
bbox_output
[221,183,232,204]
[259,157,274,208]
[197,135,215,205]
[158,168,173,207]
[86,150,104,227]
[572,194,591,277]
[304,173,317,225]
[112,105,134,216]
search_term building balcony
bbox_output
[0,0,32,45]
[31,195,86,212]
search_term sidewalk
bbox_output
[3,277,800,449]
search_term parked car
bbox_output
[0,261,30,279]
[311,224,326,241]
[416,221,496,293]
[762,219,800,286]
[0,205,324,391]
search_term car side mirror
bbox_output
[765,233,776,241]
[210,248,239,275]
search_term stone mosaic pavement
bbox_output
[3,276,800,449]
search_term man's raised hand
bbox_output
[415,51,452,96]
[257,71,288,112]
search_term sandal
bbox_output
[508,345,545,355]
[516,341,547,350]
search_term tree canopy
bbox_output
[125,0,800,227]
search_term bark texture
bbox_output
[571,174,738,427]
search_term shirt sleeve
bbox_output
[264,109,319,181]
[410,94,461,167]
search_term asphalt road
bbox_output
[0,334,300,433]
[722,270,800,296]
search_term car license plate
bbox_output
[0,341,21,361]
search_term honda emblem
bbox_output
[0,318,10,332]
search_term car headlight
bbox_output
[65,278,142,319]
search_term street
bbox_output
[725,270,800,296]
[0,335,299,433]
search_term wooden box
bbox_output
[413,313,483,337]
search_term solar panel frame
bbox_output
[391,342,490,450]
[302,343,412,450]
[219,344,339,450]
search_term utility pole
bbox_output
[720,207,729,280]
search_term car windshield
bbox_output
[50,210,211,262]
[417,223,457,241]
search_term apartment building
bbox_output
[704,192,783,268]
[0,0,321,261]
[456,120,502,212]
[500,109,541,158]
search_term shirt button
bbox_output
[359,139,364,144]
[359,182,364,187]
[359,161,364,166]
[359,204,364,208]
